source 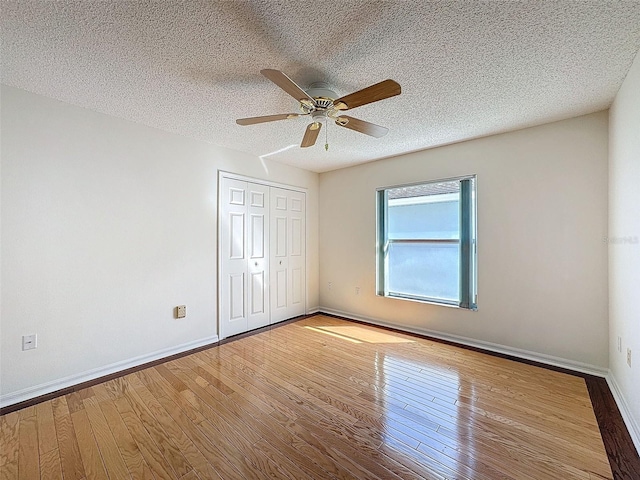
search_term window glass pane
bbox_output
[387,181,460,240]
[388,199,459,239]
[387,242,460,301]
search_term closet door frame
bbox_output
[217,171,308,340]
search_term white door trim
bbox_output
[218,170,308,194]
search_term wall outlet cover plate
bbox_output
[22,334,37,350]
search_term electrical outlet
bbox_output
[176,305,186,319]
[328,282,332,290]
[22,334,37,351]
[627,348,632,367]
[618,336,622,352]
[355,286,360,295]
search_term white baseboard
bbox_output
[0,335,219,409]
[318,307,609,377]
[606,372,640,454]
[306,306,320,315]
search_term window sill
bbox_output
[379,292,477,311]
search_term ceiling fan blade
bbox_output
[335,116,389,138]
[301,122,321,148]
[236,113,301,126]
[261,69,315,103]
[333,79,401,111]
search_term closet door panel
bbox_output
[270,187,306,323]
[287,191,306,318]
[220,177,249,338]
[247,182,270,330]
[270,188,289,323]
[229,273,245,320]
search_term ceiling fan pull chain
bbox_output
[325,115,329,151]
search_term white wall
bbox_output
[0,83,618,413]
[0,86,319,404]
[609,50,640,450]
[319,112,609,370]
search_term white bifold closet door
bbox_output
[270,187,306,324]
[219,176,305,339]
[220,178,270,338]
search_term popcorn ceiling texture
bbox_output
[2,1,640,172]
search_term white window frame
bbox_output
[376,175,478,310]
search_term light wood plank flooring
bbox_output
[0,315,613,479]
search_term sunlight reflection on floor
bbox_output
[305,325,415,344]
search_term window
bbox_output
[376,176,477,309]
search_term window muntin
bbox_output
[377,176,477,309]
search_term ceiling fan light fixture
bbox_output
[311,110,327,124]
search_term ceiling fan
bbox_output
[236,69,401,148]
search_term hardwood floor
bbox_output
[0,315,618,479]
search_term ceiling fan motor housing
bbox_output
[300,83,339,119]
[306,82,337,101]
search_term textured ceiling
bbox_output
[2,1,640,172]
